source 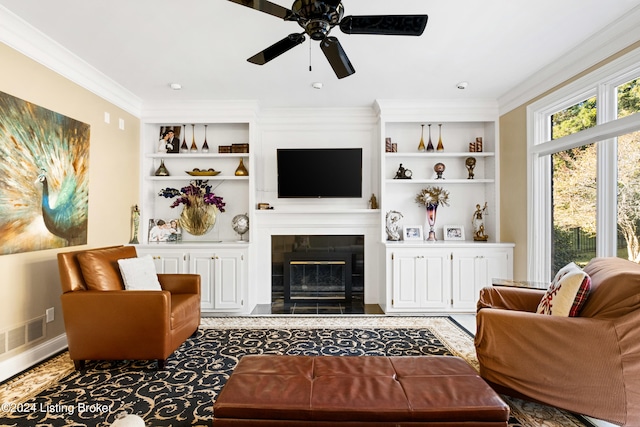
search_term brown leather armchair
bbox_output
[57,245,200,370]
[475,257,640,426]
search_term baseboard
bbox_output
[0,333,68,383]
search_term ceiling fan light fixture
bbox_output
[169,83,182,90]
[456,81,468,90]
[312,82,323,89]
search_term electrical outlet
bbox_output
[46,307,54,323]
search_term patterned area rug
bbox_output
[0,316,592,427]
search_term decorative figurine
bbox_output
[465,157,476,179]
[129,205,140,244]
[394,163,412,179]
[472,202,489,241]
[386,210,403,241]
[434,162,445,179]
[369,193,379,209]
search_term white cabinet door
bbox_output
[391,250,450,310]
[213,250,245,311]
[451,248,511,310]
[189,252,216,311]
[137,250,186,274]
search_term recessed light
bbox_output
[456,81,468,90]
[170,83,182,90]
[312,82,323,89]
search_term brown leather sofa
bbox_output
[475,257,640,426]
[57,245,201,370]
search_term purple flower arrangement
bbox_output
[158,180,226,212]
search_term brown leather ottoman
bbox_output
[213,355,509,426]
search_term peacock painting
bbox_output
[0,90,89,254]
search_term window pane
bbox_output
[617,130,640,262]
[617,77,640,119]
[551,144,597,274]
[551,96,597,140]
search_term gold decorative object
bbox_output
[180,124,189,153]
[369,193,379,209]
[154,159,170,176]
[465,157,476,179]
[235,158,249,176]
[186,168,220,176]
[436,124,444,151]
[418,124,426,152]
[180,203,218,236]
[190,124,198,152]
[202,125,210,153]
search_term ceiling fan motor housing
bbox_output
[292,0,344,40]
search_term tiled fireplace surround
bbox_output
[254,210,381,309]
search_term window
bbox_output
[617,130,640,262]
[617,78,640,119]
[551,96,597,140]
[528,49,640,282]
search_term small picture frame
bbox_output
[443,225,465,241]
[148,218,182,243]
[403,225,424,241]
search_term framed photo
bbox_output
[403,225,424,241]
[148,218,182,243]
[158,125,182,153]
[443,225,465,241]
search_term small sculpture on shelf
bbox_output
[129,205,140,244]
[434,162,445,179]
[472,202,489,241]
[394,163,412,179]
[386,210,403,241]
[369,193,379,209]
[465,157,476,179]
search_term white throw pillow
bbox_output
[117,255,162,291]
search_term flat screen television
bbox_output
[277,148,362,198]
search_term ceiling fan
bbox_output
[228,0,428,79]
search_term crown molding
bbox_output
[0,6,142,117]
[498,4,640,116]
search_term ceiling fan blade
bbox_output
[227,0,295,20]
[320,36,355,79]
[247,33,306,65]
[339,15,428,36]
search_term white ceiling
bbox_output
[2,0,640,112]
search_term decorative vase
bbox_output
[180,202,218,236]
[426,124,434,152]
[436,124,444,151]
[180,124,189,153]
[190,124,198,152]
[425,203,438,241]
[417,124,426,152]
[202,124,210,153]
[154,159,170,176]
[235,158,248,176]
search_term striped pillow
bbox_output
[537,262,591,317]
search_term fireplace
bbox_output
[272,235,364,306]
[284,252,352,303]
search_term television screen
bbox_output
[277,148,363,198]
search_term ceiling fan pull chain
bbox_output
[309,41,312,71]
